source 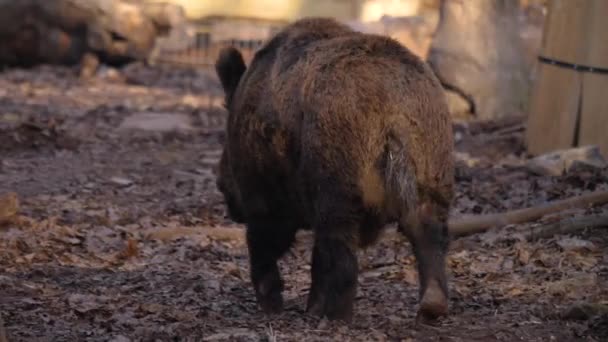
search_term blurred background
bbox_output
[9,0,604,158]
[1,1,607,341]
[0,0,548,121]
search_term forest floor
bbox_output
[0,64,606,342]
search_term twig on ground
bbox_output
[525,214,608,241]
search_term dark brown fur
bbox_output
[215,17,454,322]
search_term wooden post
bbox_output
[526,0,608,158]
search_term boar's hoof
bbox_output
[306,295,354,323]
[418,282,448,321]
[256,288,283,315]
[327,307,354,323]
[306,296,325,317]
[257,291,284,315]
[252,268,285,314]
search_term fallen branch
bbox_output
[525,214,608,241]
[0,0,188,67]
[561,302,608,321]
[448,190,608,237]
[184,190,608,245]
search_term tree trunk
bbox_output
[428,0,530,119]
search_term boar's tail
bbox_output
[385,132,419,224]
[215,47,247,107]
[385,131,450,232]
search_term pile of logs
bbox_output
[0,0,188,68]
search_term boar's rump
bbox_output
[215,17,454,322]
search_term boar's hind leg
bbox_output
[246,220,297,314]
[307,227,359,322]
[400,211,449,321]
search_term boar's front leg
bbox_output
[307,224,359,322]
[246,219,297,314]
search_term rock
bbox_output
[96,66,125,83]
[527,145,607,176]
[454,151,481,168]
[118,112,193,133]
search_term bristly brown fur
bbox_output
[215,17,454,322]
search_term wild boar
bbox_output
[215,17,454,322]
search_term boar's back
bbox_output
[224,17,453,225]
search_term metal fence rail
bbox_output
[151,17,284,69]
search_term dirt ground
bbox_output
[0,64,606,342]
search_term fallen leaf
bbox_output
[168,310,196,322]
[532,250,558,268]
[220,261,243,279]
[120,238,139,259]
[506,287,524,297]
[54,236,83,245]
[565,251,598,269]
[515,242,531,265]
[139,303,164,314]
[110,177,134,187]
[545,274,598,298]
[402,267,418,286]
[0,192,19,224]
[469,255,502,275]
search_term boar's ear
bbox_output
[215,47,246,107]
